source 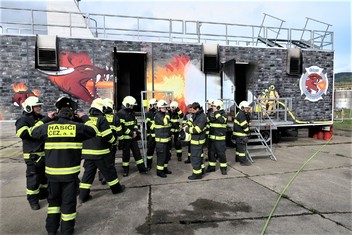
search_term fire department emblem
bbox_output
[299,66,328,102]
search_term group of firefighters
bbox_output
[15,94,253,235]
[255,84,280,116]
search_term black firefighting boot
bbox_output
[206,166,216,172]
[157,170,167,178]
[111,183,126,194]
[188,174,202,180]
[138,163,148,174]
[147,158,153,170]
[184,156,191,164]
[123,166,129,177]
[28,195,40,210]
[220,167,227,175]
[164,167,172,174]
[177,153,182,161]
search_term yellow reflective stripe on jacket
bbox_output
[16,126,29,137]
[23,152,45,159]
[155,137,170,143]
[45,142,82,149]
[190,139,206,145]
[61,212,77,221]
[122,120,135,126]
[209,135,226,140]
[235,119,248,127]
[85,121,99,134]
[82,148,110,155]
[48,206,61,214]
[233,132,247,137]
[209,123,227,128]
[153,124,169,129]
[101,128,112,137]
[45,166,80,175]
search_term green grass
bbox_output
[334,119,352,131]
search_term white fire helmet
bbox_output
[104,98,114,110]
[212,99,224,110]
[91,98,106,113]
[149,98,158,108]
[157,99,169,108]
[238,100,251,109]
[122,96,137,108]
[170,101,178,109]
[22,96,43,113]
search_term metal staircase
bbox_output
[246,127,277,163]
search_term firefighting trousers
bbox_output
[146,135,156,167]
[209,140,227,168]
[235,137,247,163]
[79,157,121,201]
[121,139,144,167]
[98,146,117,181]
[155,142,170,171]
[171,132,182,157]
[190,144,203,175]
[46,180,78,235]
[25,158,47,204]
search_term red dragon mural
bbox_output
[12,82,41,106]
[39,50,114,104]
[305,73,327,94]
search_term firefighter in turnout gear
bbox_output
[96,98,123,185]
[154,100,172,178]
[267,84,279,115]
[15,96,51,210]
[205,99,214,162]
[169,101,184,161]
[183,102,207,180]
[30,102,97,235]
[145,98,158,170]
[233,101,252,166]
[206,100,228,175]
[117,96,148,176]
[79,98,125,203]
[182,104,193,164]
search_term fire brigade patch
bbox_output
[299,66,328,102]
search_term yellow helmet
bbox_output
[212,99,224,110]
[122,96,137,108]
[157,99,169,108]
[22,96,43,113]
[148,98,158,108]
[91,98,106,113]
[170,101,178,109]
[103,98,114,110]
[238,100,251,109]
[269,85,275,90]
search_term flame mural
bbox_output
[12,82,41,106]
[147,55,190,113]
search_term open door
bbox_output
[221,59,236,101]
[113,51,146,111]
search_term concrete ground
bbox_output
[0,121,351,235]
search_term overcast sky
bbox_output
[2,0,351,73]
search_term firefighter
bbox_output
[182,104,193,164]
[145,98,158,170]
[232,101,252,166]
[267,84,279,115]
[79,98,125,203]
[205,99,214,162]
[154,100,172,178]
[169,101,184,161]
[206,100,228,175]
[96,98,123,185]
[117,96,148,177]
[30,101,96,235]
[15,96,52,210]
[183,102,207,180]
[255,91,268,117]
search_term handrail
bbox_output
[0,6,333,50]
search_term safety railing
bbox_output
[0,6,333,50]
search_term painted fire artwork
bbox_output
[12,82,41,106]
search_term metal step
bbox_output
[248,152,272,157]
[246,127,277,163]
[247,145,267,150]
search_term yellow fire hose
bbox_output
[260,137,333,235]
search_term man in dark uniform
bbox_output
[79,98,125,203]
[15,96,52,210]
[233,101,252,166]
[30,100,96,235]
[117,96,148,177]
[183,102,207,180]
[169,101,184,161]
[145,98,158,170]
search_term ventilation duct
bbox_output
[35,35,59,71]
[202,44,219,73]
[286,48,302,75]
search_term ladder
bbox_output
[246,127,277,163]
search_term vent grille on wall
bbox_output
[35,35,59,71]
